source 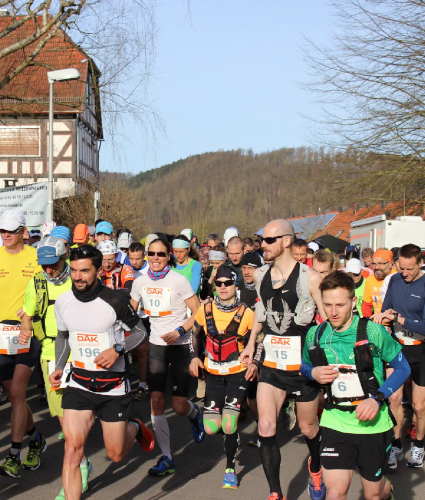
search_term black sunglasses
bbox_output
[0,227,24,235]
[260,234,292,245]
[70,245,98,258]
[147,251,168,257]
[215,279,235,288]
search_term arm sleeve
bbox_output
[122,318,148,352]
[300,359,315,381]
[55,329,70,370]
[379,351,411,398]
[190,261,202,294]
[189,322,205,359]
[362,302,373,318]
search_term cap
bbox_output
[254,228,264,237]
[118,232,133,249]
[42,221,56,237]
[216,266,237,282]
[180,228,193,240]
[0,209,26,231]
[73,224,90,244]
[308,242,320,252]
[37,236,66,265]
[29,229,42,238]
[345,258,362,274]
[88,225,96,236]
[240,252,262,268]
[146,233,158,248]
[223,226,239,246]
[50,226,72,244]
[95,221,114,235]
[97,240,117,255]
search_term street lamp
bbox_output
[47,68,81,221]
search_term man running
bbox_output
[362,249,394,317]
[225,236,245,285]
[291,238,313,268]
[49,245,154,500]
[98,240,134,293]
[240,219,326,500]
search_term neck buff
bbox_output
[214,295,240,312]
[209,250,227,262]
[148,264,171,281]
[72,278,103,303]
[244,280,256,291]
[44,262,70,286]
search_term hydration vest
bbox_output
[204,300,247,364]
[32,273,57,342]
[309,317,380,412]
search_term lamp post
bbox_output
[47,68,81,221]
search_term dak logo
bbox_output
[147,288,163,296]
[271,338,291,346]
[77,334,98,342]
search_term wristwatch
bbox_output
[372,391,386,405]
[113,343,125,356]
[393,312,399,323]
[175,326,186,338]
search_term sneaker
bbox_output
[388,446,404,469]
[190,403,206,443]
[247,436,260,447]
[282,398,297,431]
[133,385,149,401]
[55,488,65,500]
[407,445,424,468]
[222,468,238,489]
[0,454,21,478]
[81,458,94,493]
[130,417,155,452]
[58,432,65,441]
[308,457,326,500]
[268,493,285,500]
[148,455,175,476]
[23,435,47,470]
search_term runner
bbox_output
[50,226,72,259]
[49,245,154,500]
[200,247,228,300]
[98,240,134,294]
[240,219,326,500]
[345,258,365,316]
[172,235,202,295]
[130,238,205,476]
[374,244,425,469]
[362,249,394,317]
[95,221,114,244]
[292,238,313,268]
[189,266,257,488]
[0,210,44,478]
[301,271,410,500]
[243,237,255,254]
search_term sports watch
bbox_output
[113,343,125,356]
[175,326,186,338]
[371,391,386,406]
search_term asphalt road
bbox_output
[0,373,423,500]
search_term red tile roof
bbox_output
[0,15,96,115]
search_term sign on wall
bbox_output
[0,182,48,227]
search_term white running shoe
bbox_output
[388,446,404,469]
[407,446,424,468]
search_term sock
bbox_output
[186,400,198,420]
[26,426,36,441]
[393,438,402,449]
[10,442,22,459]
[138,382,147,389]
[414,438,425,448]
[80,457,88,467]
[224,432,240,470]
[258,435,282,497]
[305,429,321,473]
[151,414,172,459]
[129,420,140,435]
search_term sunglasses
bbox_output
[70,245,98,258]
[215,279,235,288]
[260,233,292,245]
[147,251,168,258]
[0,227,23,235]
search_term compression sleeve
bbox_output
[122,318,148,352]
[300,359,315,381]
[379,351,411,398]
[189,322,205,359]
[55,330,70,371]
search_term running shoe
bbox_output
[133,385,149,401]
[148,455,175,476]
[23,434,47,470]
[407,445,424,468]
[0,454,21,478]
[130,417,154,452]
[282,399,297,431]
[58,432,65,441]
[308,457,326,500]
[190,403,206,443]
[268,493,285,500]
[388,446,404,469]
[222,468,238,489]
[247,436,260,447]
[81,458,94,493]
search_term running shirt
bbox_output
[131,269,195,346]
[362,274,386,315]
[0,245,41,322]
[174,259,202,295]
[99,264,134,290]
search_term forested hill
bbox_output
[127,147,362,240]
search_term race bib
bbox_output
[263,335,301,371]
[141,286,172,317]
[70,332,110,371]
[207,358,241,375]
[48,361,71,390]
[394,325,423,346]
[0,324,31,355]
[331,364,364,403]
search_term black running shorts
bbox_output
[259,365,320,402]
[402,344,425,386]
[0,337,41,381]
[204,371,248,417]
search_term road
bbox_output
[0,373,423,500]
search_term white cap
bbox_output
[146,233,158,248]
[224,226,239,246]
[118,232,133,249]
[42,221,56,237]
[345,258,362,274]
[0,209,26,231]
[97,240,117,255]
[255,227,264,237]
[308,242,320,252]
[37,236,66,265]
[180,228,193,240]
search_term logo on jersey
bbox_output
[77,334,99,343]
[147,288,163,295]
[266,298,291,334]
[271,338,291,346]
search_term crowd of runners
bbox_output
[0,208,424,500]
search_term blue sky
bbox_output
[100,1,335,174]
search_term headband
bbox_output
[209,250,227,261]
[373,249,393,262]
[172,239,190,249]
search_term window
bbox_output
[0,126,41,157]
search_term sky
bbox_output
[100,1,336,175]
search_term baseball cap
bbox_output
[146,233,158,248]
[345,258,362,275]
[88,225,96,236]
[118,232,133,249]
[50,226,72,244]
[308,242,320,252]
[0,209,26,231]
[345,245,358,255]
[97,240,117,255]
[180,228,193,240]
[223,227,239,246]
[95,221,113,235]
[29,229,42,238]
[37,236,66,265]
[42,221,56,237]
[73,224,90,244]
[216,266,237,282]
[240,252,262,268]
[254,228,264,237]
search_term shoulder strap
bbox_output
[226,304,247,335]
[315,321,328,345]
[298,262,311,298]
[357,317,369,342]
[255,265,271,299]
[205,299,219,336]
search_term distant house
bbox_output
[288,212,339,240]
[0,12,102,197]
